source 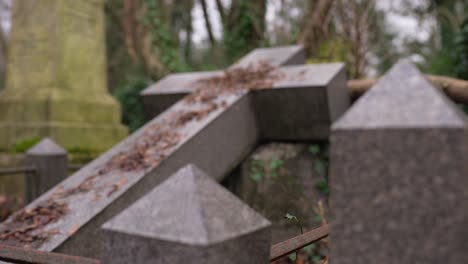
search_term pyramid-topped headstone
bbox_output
[334,60,466,129]
[330,61,468,264]
[102,164,271,264]
[26,138,67,156]
[25,138,68,202]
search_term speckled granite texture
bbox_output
[330,61,468,264]
[102,165,271,264]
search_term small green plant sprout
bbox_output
[285,213,304,234]
[285,213,305,264]
[308,144,321,155]
[10,137,41,154]
[249,155,284,182]
[268,156,284,178]
[249,156,265,182]
[315,180,330,196]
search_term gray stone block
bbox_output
[25,138,68,202]
[101,164,271,264]
[141,71,222,119]
[330,61,468,264]
[253,63,349,140]
[28,92,258,258]
[141,45,306,118]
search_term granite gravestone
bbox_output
[0,46,349,260]
[330,61,468,264]
[102,164,271,264]
[0,0,127,151]
[141,45,306,119]
[25,138,68,203]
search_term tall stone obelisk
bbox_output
[0,0,127,151]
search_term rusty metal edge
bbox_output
[0,245,101,264]
[270,224,330,262]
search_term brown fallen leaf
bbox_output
[68,224,80,236]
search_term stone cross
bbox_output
[102,164,271,264]
[141,45,306,119]
[330,61,468,263]
[0,0,127,151]
[0,46,349,260]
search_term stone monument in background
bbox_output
[0,0,127,151]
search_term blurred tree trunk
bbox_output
[215,0,226,24]
[183,0,194,65]
[200,0,215,47]
[120,0,163,78]
[222,0,267,62]
[105,0,193,81]
[333,0,376,78]
[298,0,335,57]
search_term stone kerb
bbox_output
[102,164,272,264]
[330,60,468,264]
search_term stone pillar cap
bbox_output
[26,138,67,156]
[102,164,271,246]
[333,60,467,130]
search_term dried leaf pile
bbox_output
[0,202,67,248]
[186,60,285,104]
[0,61,285,248]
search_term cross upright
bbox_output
[0,45,350,260]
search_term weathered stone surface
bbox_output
[253,63,348,140]
[0,46,350,261]
[330,61,468,264]
[25,138,68,202]
[141,71,222,120]
[5,91,258,258]
[143,63,348,140]
[224,143,328,243]
[26,138,67,156]
[0,0,127,151]
[102,164,271,264]
[141,45,306,119]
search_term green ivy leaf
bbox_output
[269,156,284,170]
[315,180,330,195]
[250,172,264,182]
[314,159,326,175]
[314,214,322,223]
[308,145,321,155]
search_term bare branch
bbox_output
[200,0,215,46]
[348,75,468,104]
[298,0,336,56]
[215,0,225,24]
